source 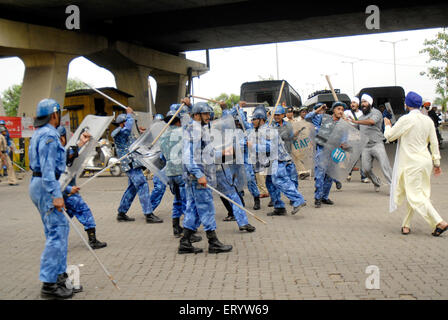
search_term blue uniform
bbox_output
[112,114,153,215]
[238,126,260,198]
[29,124,68,283]
[181,121,220,232]
[63,147,96,230]
[251,123,305,209]
[305,111,334,200]
[216,165,249,227]
[159,127,187,218]
[150,170,167,210]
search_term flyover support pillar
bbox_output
[18,52,75,117]
[153,73,188,116]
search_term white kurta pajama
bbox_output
[384,109,443,230]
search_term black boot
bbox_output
[178,228,203,254]
[86,228,107,249]
[190,232,202,243]
[172,218,183,238]
[321,198,334,205]
[117,212,135,222]
[267,207,286,216]
[41,282,73,299]
[145,213,163,223]
[206,230,232,254]
[239,224,256,232]
[57,272,83,293]
[315,198,322,208]
[253,197,261,210]
[268,199,274,207]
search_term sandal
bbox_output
[401,227,411,235]
[432,225,448,237]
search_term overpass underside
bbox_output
[0,1,447,116]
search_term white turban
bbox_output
[361,94,373,106]
[351,97,360,105]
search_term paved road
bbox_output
[1,142,447,300]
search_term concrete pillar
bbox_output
[111,65,152,113]
[153,73,188,116]
[18,53,75,117]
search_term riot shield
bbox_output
[133,145,168,185]
[132,112,152,137]
[59,115,114,190]
[208,114,236,151]
[290,120,316,175]
[246,125,279,175]
[129,119,166,152]
[319,120,368,182]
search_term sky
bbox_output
[0,27,444,104]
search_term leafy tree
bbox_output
[1,78,91,117]
[214,93,240,109]
[66,78,90,92]
[2,84,21,116]
[420,28,448,113]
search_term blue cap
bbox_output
[57,126,66,136]
[0,120,5,125]
[34,99,61,127]
[155,114,164,120]
[405,91,423,108]
[273,105,285,115]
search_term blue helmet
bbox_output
[155,114,164,120]
[169,104,181,112]
[165,109,181,124]
[114,113,127,125]
[57,126,66,136]
[34,98,61,127]
[191,102,211,114]
[252,105,267,120]
[331,101,347,111]
[0,120,5,125]
[273,105,286,115]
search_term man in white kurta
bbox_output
[384,91,448,237]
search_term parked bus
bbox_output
[357,86,406,119]
[239,80,302,117]
[303,89,351,111]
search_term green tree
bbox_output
[1,78,91,117]
[2,84,21,116]
[66,78,90,92]
[214,93,240,109]
[420,28,448,113]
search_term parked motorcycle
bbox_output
[81,138,121,177]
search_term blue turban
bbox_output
[405,91,422,108]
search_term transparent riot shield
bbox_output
[59,115,114,190]
[133,145,168,185]
[319,120,368,182]
[247,125,279,176]
[208,114,236,151]
[132,112,153,137]
[129,119,166,152]
[290,120,316,176]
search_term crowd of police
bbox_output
[26,92,419,299]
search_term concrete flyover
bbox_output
[0,1,447,115]
[0,19,208,116]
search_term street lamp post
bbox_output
[342,61,357,96]
[380,39,408,86]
